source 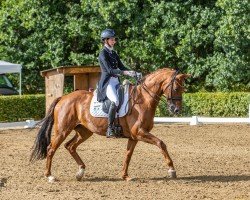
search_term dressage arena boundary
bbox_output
[0,107,249,130]
[0,105,249,129]
[0,103,249,129]
[154,116,250,125]
[0,120,37,129]
[154,104,250,125]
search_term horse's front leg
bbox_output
[137,130,177,178]
[122,138,138,181]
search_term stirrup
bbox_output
[106,126,117,138]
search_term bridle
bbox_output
[127,70,184,115]
[162,70,183,104]
[139,70,183,105]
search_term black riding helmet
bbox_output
[101,29,116,41]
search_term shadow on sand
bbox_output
[150,174,250,183]
[84,177,123,182]
[84,175,250,183]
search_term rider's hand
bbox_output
[135,72,142,79]
[123,70,136,77]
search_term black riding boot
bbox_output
[106,102,117,138]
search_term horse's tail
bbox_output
[30,97,62,162]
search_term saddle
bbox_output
[90,82,130,118]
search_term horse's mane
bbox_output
[143,67,174,80]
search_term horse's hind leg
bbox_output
[137,131,177,178]
[64,125,93,181]
[45,128,73,182]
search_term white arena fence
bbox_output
[154,116,250,125]
[0,120,37,129]
[0,105,249,129]
[154,104,250,125]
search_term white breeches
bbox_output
[106,77,119,106]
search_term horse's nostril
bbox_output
[174,108,179,114]
[169,105,175,112]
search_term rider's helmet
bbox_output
[101,29,116,41]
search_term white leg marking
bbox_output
[168,169,177,178]
[48,175,56,183]
[76,167,85,181]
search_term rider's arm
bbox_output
[116,54,129,71]
[114,52,137,77]
[99,51,123,76]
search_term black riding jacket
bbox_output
[97,46,128,102]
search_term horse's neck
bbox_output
[137,71,172,110]
[133,78,163,112]
[142,74,164,99]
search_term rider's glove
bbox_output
[123,70,137,77]
[135,72,142,79]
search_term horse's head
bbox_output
[140,68,190,115]
[161,71,191,115]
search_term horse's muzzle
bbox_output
[174,107,180,114]
[168,103,180,115]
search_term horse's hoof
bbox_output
[168,169,177,178]
[48,176,56,183]
[76,168,85,181]
[123,176,134,181]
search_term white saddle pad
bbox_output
[90,84,130,118]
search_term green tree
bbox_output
[0,0,249,93]
[210,0,250,91]
[0,0,85,93]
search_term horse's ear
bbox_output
[183,74,192,79]
[177,74,192,80]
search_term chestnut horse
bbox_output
[30,68,190,182]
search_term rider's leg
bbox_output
[107,101,117,138]
[106,77,119,138]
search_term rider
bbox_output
[97,28,137,138]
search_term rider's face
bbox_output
[106,37,116,48]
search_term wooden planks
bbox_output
[42,66,101,113]
[45,73,64,112]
